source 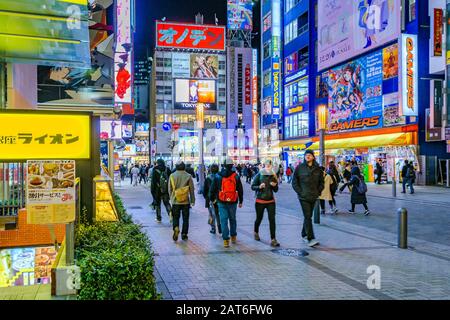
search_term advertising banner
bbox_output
[172,53,190,78]
[327,50,383,132]
[136,137,149,153]
[135,123,150,135]
[190,54,219,79]
[156,22,225,51]
[26,160,76,225]
[227,0,253,31]
[100,140,109,169]
[382,92,405,127]
[252,49,258,112]
[400,34,418,116]
[434,8,443,57]
[318,0,401,71]
[272,57,281,119]
[100,120,122,139]
[174,79,217,110]
[382,43,399,80]
[122,144,137,156]
[245,64,251,105]
[0,113,90,160]
[122,124,133,138]
[426,109,443,142]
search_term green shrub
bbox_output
[75,193,160,300]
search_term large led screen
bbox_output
[174,79,217,110]
[318,0,400,71]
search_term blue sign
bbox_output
[215,121,222,129]
[162,122,172,131]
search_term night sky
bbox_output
[135,0,261,60]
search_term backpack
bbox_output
[286,167,292,176]
[355,176,368,194]
[156,169,169,194]
[219,173,238,203]
[170,175,190,203]
[407,166,416,179]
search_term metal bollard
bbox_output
[313,199,320,224]
[398,208,408,249]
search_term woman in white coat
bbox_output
[319,166,335,215]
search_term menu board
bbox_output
[26,160,76,224]
[0,246,58,288]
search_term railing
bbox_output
[0,162,26,217]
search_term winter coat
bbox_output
[251,169,278,202]
[292,161,325,203]
[203,173,218,208]
[151,165,171,197]
[319,173,333,201]
[209,167,244,205]
[168,170,195,206]
[343,175,368,204]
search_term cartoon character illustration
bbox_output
[358,0,391,49]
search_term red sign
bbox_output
[156,22,225,51]
[434,8,443,56]
[172,123,181,131]
[245,64,251,105]
[122,103,135,115]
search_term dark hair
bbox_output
[210,164,219,174]
[320,166,326,172]
[176,162,186,171]
[405,160,409,164]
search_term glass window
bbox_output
[409,0,416,21]
[263,14,272,32]
[263,69,271,87]
[263,41,271,59]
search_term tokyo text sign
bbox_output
[156,22,225,51]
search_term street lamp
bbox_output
[317,104,327,167]
[196,103,205,194]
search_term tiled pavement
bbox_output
[0,284,52,300]
[117,182,450,300]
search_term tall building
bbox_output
[261,0,449,185]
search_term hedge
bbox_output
[75,193,160,300]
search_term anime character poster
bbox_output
[382,43,398,80]
[383,92,405,127]
[327,50,383,132]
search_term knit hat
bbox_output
[304,150,315,158]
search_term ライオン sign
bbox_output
[0,113,90,160]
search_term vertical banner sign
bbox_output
[272,56,281,118]
[434,8,443,56]
[252,49,258,112]
[27,160,76,224]
[115,0,133,104]
[245,64,251,105]
[400,34,418,116]
[271,0,281,119]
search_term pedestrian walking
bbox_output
[319,166,334,215]
[139,164,147,184]
[209,158,244,248]
[401,160,409,194]
[151,159,172,223]
[286,165,293,184]
[130,164,139,187]
[246,165,253,184]
[339,166,371,216]
[168,161,195,241]
[251,160,280,247]
[342,163,352,192]
[375,159,384,184]
[278,164,284,184]
[203,164,222,234]
[406,162,416,194]
[292,150,324,247]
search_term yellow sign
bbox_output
[0,113,90,160]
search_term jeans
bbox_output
[218,202,238,241]
[208,202,222,233]
[155,194,172,221]
[299,200,316,241]
[254,202,276,239]
[287,175,293,184]
[172,204,190,235]
[402,178,408,193]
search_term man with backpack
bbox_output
[327,161,341,214]
[339,166,370,216]
[209,158,244,248]
[139,164,148,184]
[286,165,293,184]
[168,161,195,241]
[406,162,416,194]
[292,150,324,247]
[151,159,172,223]
[203,164,221,234]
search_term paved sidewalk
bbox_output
[0,284,52,300]
[117,183,450,300]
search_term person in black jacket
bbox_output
[327,161,341,214]
[401,160,410,194]
[251,159,280,247]
[203,164,221,234]
[375,159,384,184]
[292,150,324,247]
[151,159,172,223]
[339,166,371,216]
[209,158,244,248]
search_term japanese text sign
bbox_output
[27,160,76,224]
[0,113,90,160]
[156,22,225,51]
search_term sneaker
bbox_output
[173,227,179,241]
[210,228,216,234]
[181,234,188,241]
[231,235,237,243]
[223,239,230,248]
[254,232,261,241]
[307,239,320,247]
[333,207,339,214]
[271,239,280,247]
[364,210,371,216]
[302,237,309,244]
[155,218,162,223]
[348,209,355,214]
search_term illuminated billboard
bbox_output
[156,22,225,51]
[227,0,253,31]
[174,79,217,110]
[100,120,122,139]
[400,34,418,116]
[115,0,133,104]
[190,54,219,79]
[318,0,401,71]
[122,124,133,138]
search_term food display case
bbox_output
[93,175,118,222]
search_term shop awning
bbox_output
[306,132,416,150]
